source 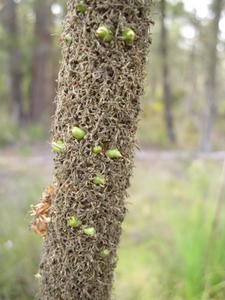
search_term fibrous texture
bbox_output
[39,1,151,299]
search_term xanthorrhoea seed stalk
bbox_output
[39,1,151,299]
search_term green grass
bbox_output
[115,161,225,300]
[1,155,225,299]
[0,166,45,300]
[0,118,48,147]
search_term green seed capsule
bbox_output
[121,27,135,44]
[101,248,110,257]
[76,1,87,13]
[106,148,122,159]
[92,145,102,154]
[93,176,105,185]
[67,216,81,228]
[51,140,65,153]
[96,25,112,42]
[65,33,72,42]
[72,126,86,140]
[83,227,96,236]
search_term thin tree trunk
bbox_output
[30,1,53,122]
[186,42,201,130]
[186,14,201,130]
[200,0,223,152]
[1,0,23,125]
[160,0,176,144]
[39,1,152,299]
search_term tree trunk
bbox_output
[1,0,23,125]
[186,40,200,130]
[30,1,53,122]
[39,1,151,299]
[160,0,176,144]
[200,0,223,152]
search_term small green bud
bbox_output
[72,126,86,140]
[51,140,65,153]
[101,248,110,257]
[121,27,135,44]
[76,1,87,13]
[65,33,72,42]
[96,25,112,42]
[68,216,81,228]
[34,273,42,279]
[106,148,122,159]
[92,145,102,154]
[83,227,96,236]
[93,176,105,185]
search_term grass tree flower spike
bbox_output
[121,27,136,44]
[96,25,112,42]
[106,148,122,159]
[72,126,86,140]
[76,1,87,13]
[39,1,152,299]
[51,140,65,153]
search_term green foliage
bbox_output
[115,162,225,300]
[0,118,48,147]
[0,120,21,146]
[25,123,48,143]
[0,170,43,299]
[137,100,168,148]
[2,158,225,299]
[0,0,225,150]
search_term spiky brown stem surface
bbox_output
[39,1,151,299]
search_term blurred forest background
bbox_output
[1,1,225,300]
[1,0,225,151]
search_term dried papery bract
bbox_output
[39,0,152,299]
[31,185,54,238]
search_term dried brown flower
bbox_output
[30,185,54,238]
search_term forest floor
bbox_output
[1,145,225,299]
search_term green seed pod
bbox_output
[106,148,122,159]
[76,1,87,13]
[68,216,81,228]
[83,227,96,236]
[92,145,103,154]
[96,25,112,42]
[51,140,65,153]
[93,176,105,185]
[72,126,86,140]
[65,33,72,42]
[101,248,110,257]
[121,27,135,44]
